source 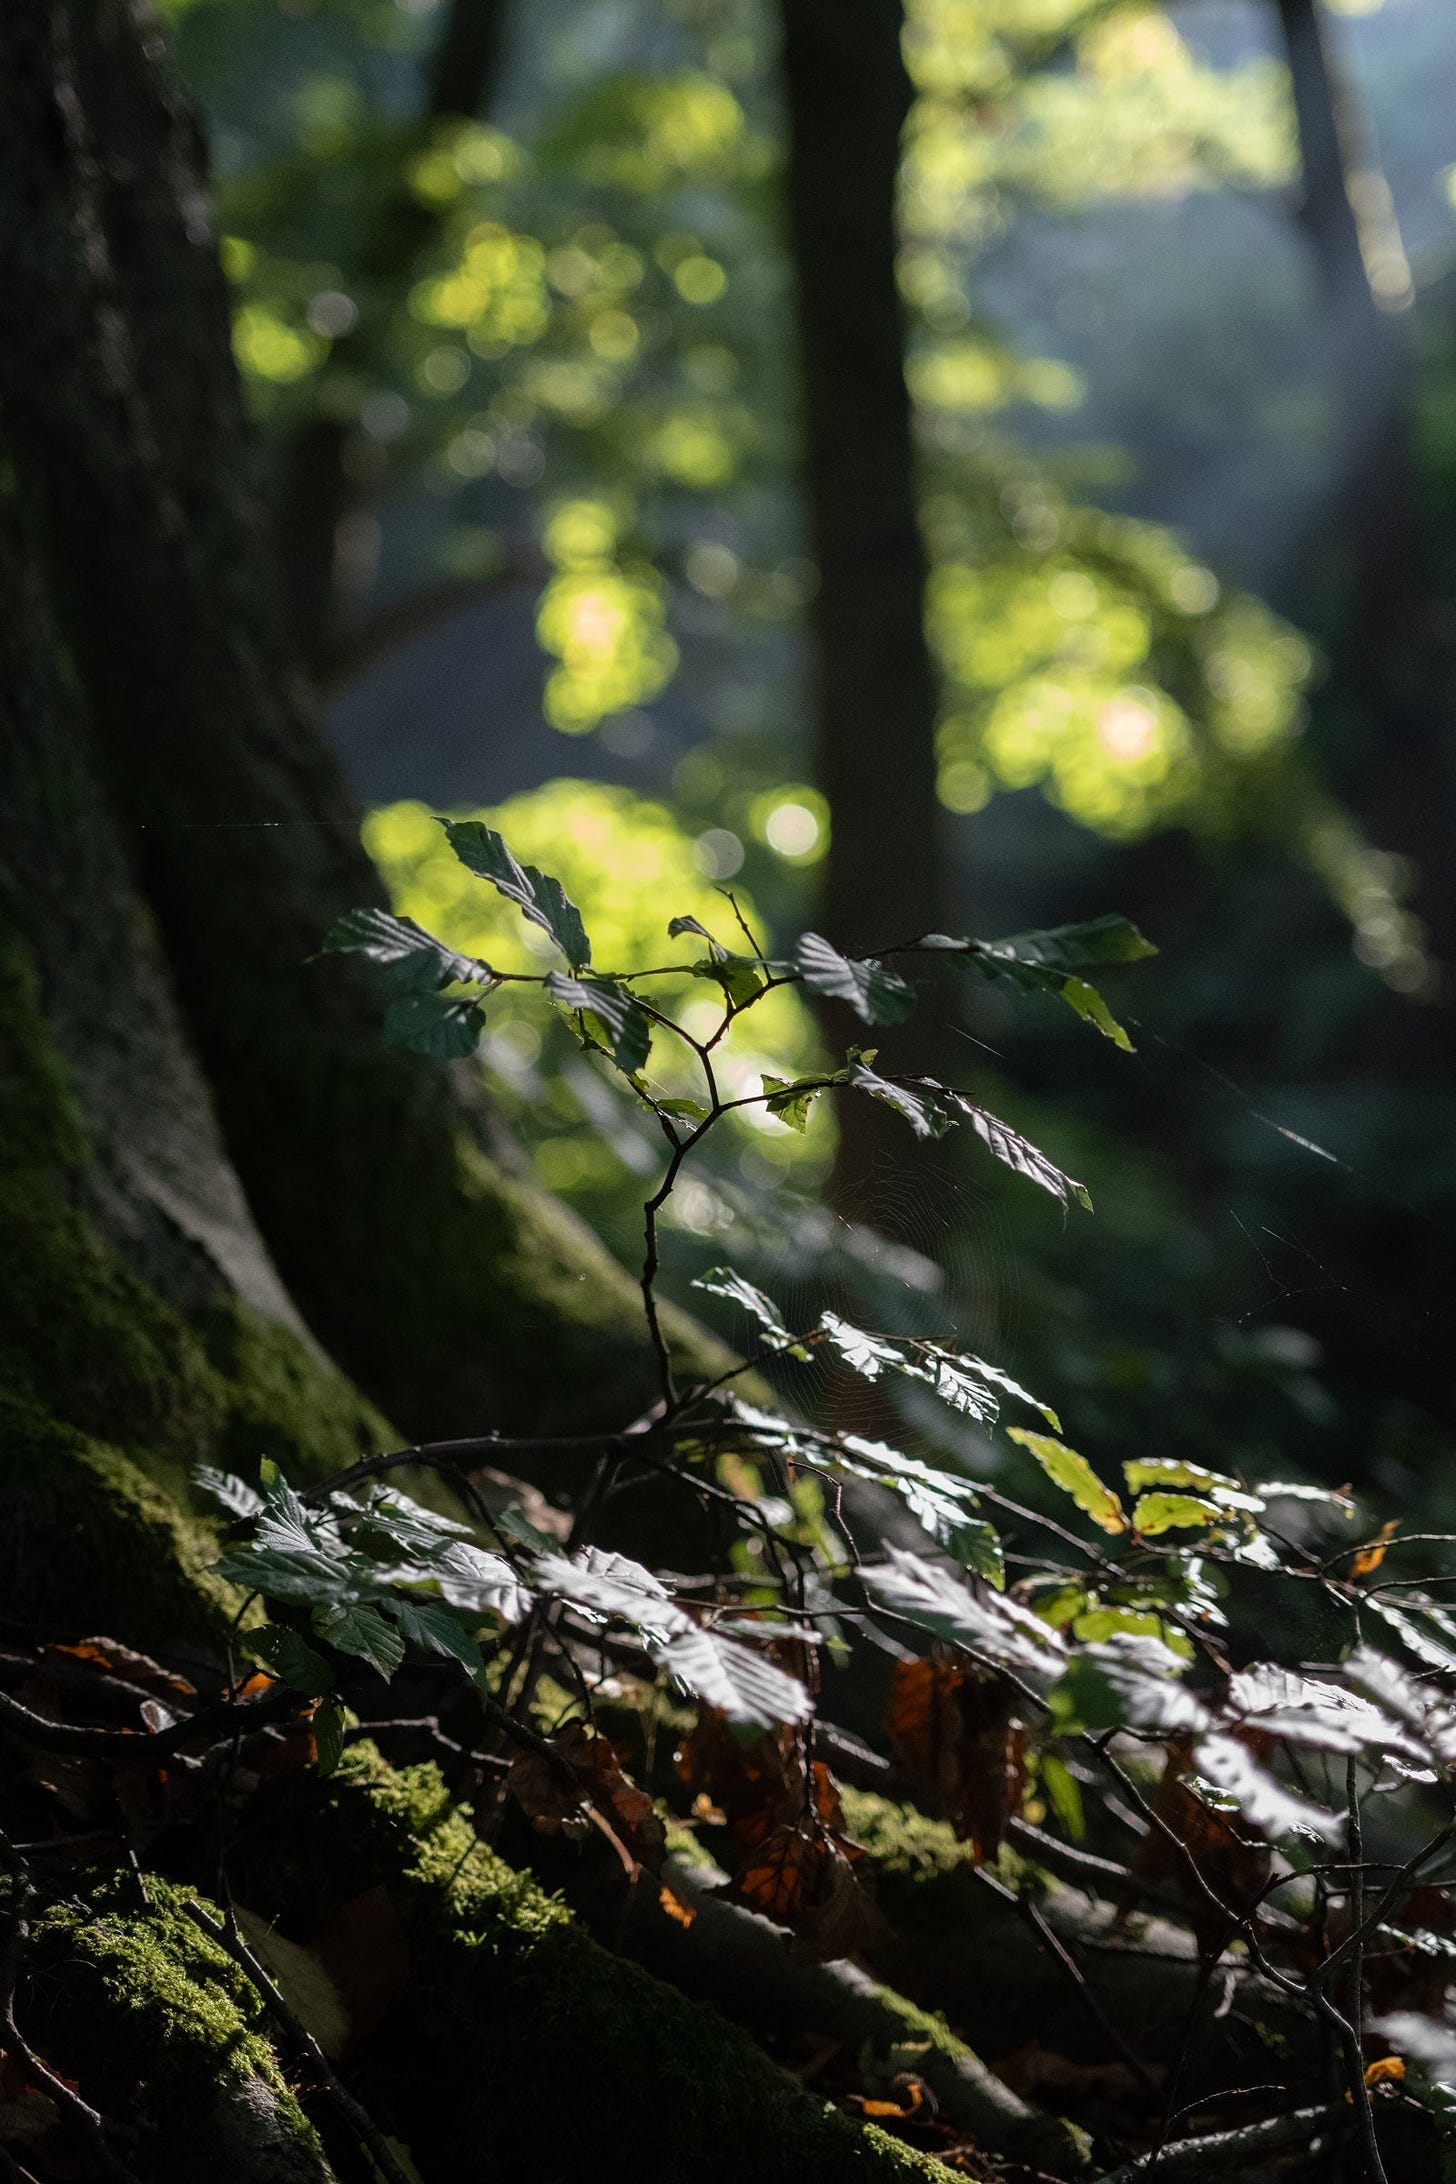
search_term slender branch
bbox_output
[183,1900,411,2184]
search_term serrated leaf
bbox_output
[546,971,651,1073]
[1190,1732,1340,1840]
[818,1312,904,1379]
[970,915,1156,975]
[934,1350,1061,1431]
[532,1547,681,1641]
[311,1600,407,1681]
[939,1094,1092,1210]
[1125,1457,1262,1511]
[247,1623,333,1697]
[1052,1634,1209,1736]
[1009,1428,1126,1534]
[323,907,493,991]
[693,1267,807,1357]
[313,1697,346,1776]
[439,818,591,968]
[1226,1665,1425,1762]
[846,1063,955,1138]
[432,1541,534,1623]
[382,990,486,1059]
[1061,978,1133,1051]
[384,1595,483,1670]
[1133,1492,1224,1536]
[657,1625,811,1729]
[658,1096,710,1122]
[795,933,915,1025]
[862,1548,1066,1679]
[761,1074,820,1132]
[192,1465,263,1521]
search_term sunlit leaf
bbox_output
[938,1093,1092,1211]
[658,1625,811,1729]
[384,1595,483,1670]
[192,1464,263,1521]
[693,1267,808,1357]
[761,1073,820,1132]
[1189,1732,1340,1840]
[1051,1634,1209,1736]
[439,817,591,967]
[795,933,915,1025]
[862,1548,1066,1679]
[1134,1492,1223,1535]
[1008,1427,1126,1534]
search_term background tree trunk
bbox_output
[778,0,961,1211]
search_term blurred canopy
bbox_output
[165,0,1456,1518]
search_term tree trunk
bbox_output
[0,0,719,1465]
[778,0,959,1208]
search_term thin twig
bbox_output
[183,1899,412,2184]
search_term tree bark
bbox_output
[0,0,706,1459]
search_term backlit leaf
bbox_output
[862,1548,1066,1680]
[546,971,651,1073]
[1134,1492,1224,1535]
[439,817,591,968]
[1009,1428,1126,1534]
[312,1601,406,1681]
[693,1267,807,1357]
[1190,1733,1340,1840]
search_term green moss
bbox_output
[0,1391,232,1650]
[0,915,400,1645]
[235,1751,951,2183]
[27,1875,332,2183]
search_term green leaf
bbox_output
[658,1096,710,1122]
[1008,1428,1126,1534]
[192,1465,263,1521]
[311,1600,407,1681]
[693,1267,808,1358]
[322,908,493,992]
[795,933,915,1025]
[930,1350,1060,1431]
[692,952,767,1007]
[845,1063,955,1139]
[546,971,651,1073]
[667,914,723,956]
[313,1697,346,1777]
[246,1623,333,1698]
[431,1541,534,1623]
[926,917,1152,1049]
[384,1595,483,1670]
[939,1094,1093,1211]
[1040,1752,1085,1841]
[382,991,486,1059]
[969,915,1156,974]
[1061,978,1133,1051]
[761,1074,820,1132]
[959,1517,1007,1590]
[438,818,591,968]
[1133,1492,1224,1536]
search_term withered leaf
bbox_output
[886,1656,1026,1864]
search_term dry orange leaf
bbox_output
[1351,1520,1399,1579]
[885,1656,1025,1864]
[1364,2056,1405,2088]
